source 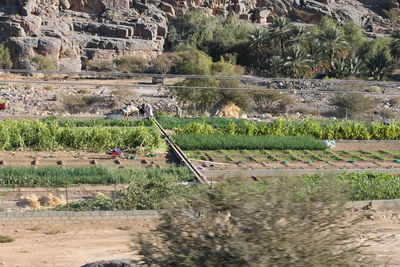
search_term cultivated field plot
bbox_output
[187,149,400,171]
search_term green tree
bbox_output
[284,45,312,78]
[288,25,311,46]
[175,50,213,75]
[318,26,348,67]
[365,50,393,80]
[263,55,284,78]
[137,179,370,266]
[248,28,269,73]
[0,44,12,69]
[270,17,292,55]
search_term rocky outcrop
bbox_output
[0,0,398,71]
[0,0,167,71]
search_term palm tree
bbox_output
[318,26,349,67]
[264,56,284,78]
[270,17,292,56]
[284,45,312,78]
[249,28,269,73]
[347,56,364,77]
[288,26,311,46]
[365,50,393,81]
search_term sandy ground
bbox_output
[0,220,156,267]
[0,211,400,267]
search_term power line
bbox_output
[1,68,400,86]
[2,79,400,96]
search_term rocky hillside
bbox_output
[0,0,399,71]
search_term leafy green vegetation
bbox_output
[337,172,400,201]
[165,117,400,140]
[166,11,399,81]
[42,117,153,127]
[51,171,400,212]
[55,181,203,211]
[173,134,327,150]
[0,44,13,69]
[0,166,193,187]
[32,55,56,71]
[0,119,163,151]
[186,149,400,163]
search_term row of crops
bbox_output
[1,166,399,201]
[173,135,327,150]
[0,166,192,187]
[158,117,400,140]
[43,171,400,211]
[0,120,163,151]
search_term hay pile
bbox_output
[39,194,65,207]
[218,102,241,118]
[21,194,65,209]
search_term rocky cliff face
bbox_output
[0,0,168,71]
[0,0,398,71]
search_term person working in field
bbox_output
[145,103,154,118]
[121,104,139,120]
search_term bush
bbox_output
[32,55,56,71]
[0,44,13,69]
[63,95,103,114]
[137,180,369,266]
[86,59,113,72]
[114,56,147,73]
[331,94,378,119]
[0,235,15,243]
[173,134,327,150]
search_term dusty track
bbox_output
[0,211,399,267]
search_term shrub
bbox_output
[137,180,369,266]
[0,235,15,243]
[331,94,378,119]
[32,55,56,71]
[114,56,147,73]
[62,95,103,114]
[0,44,13,69]
[86,59,113,72]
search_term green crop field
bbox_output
[185,150,400,163]
[0,166,193,187]
[44,117,154,127]
[159,117,400,140]
[173,134,327,150]
[0,120,163,151]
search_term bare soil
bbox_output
[0,220,156,267]
[0,211,399,266]
[333,142,400,151]
[0,151,175,168]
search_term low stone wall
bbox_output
[0,210,159,224]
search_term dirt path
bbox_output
[1,211,400,266]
